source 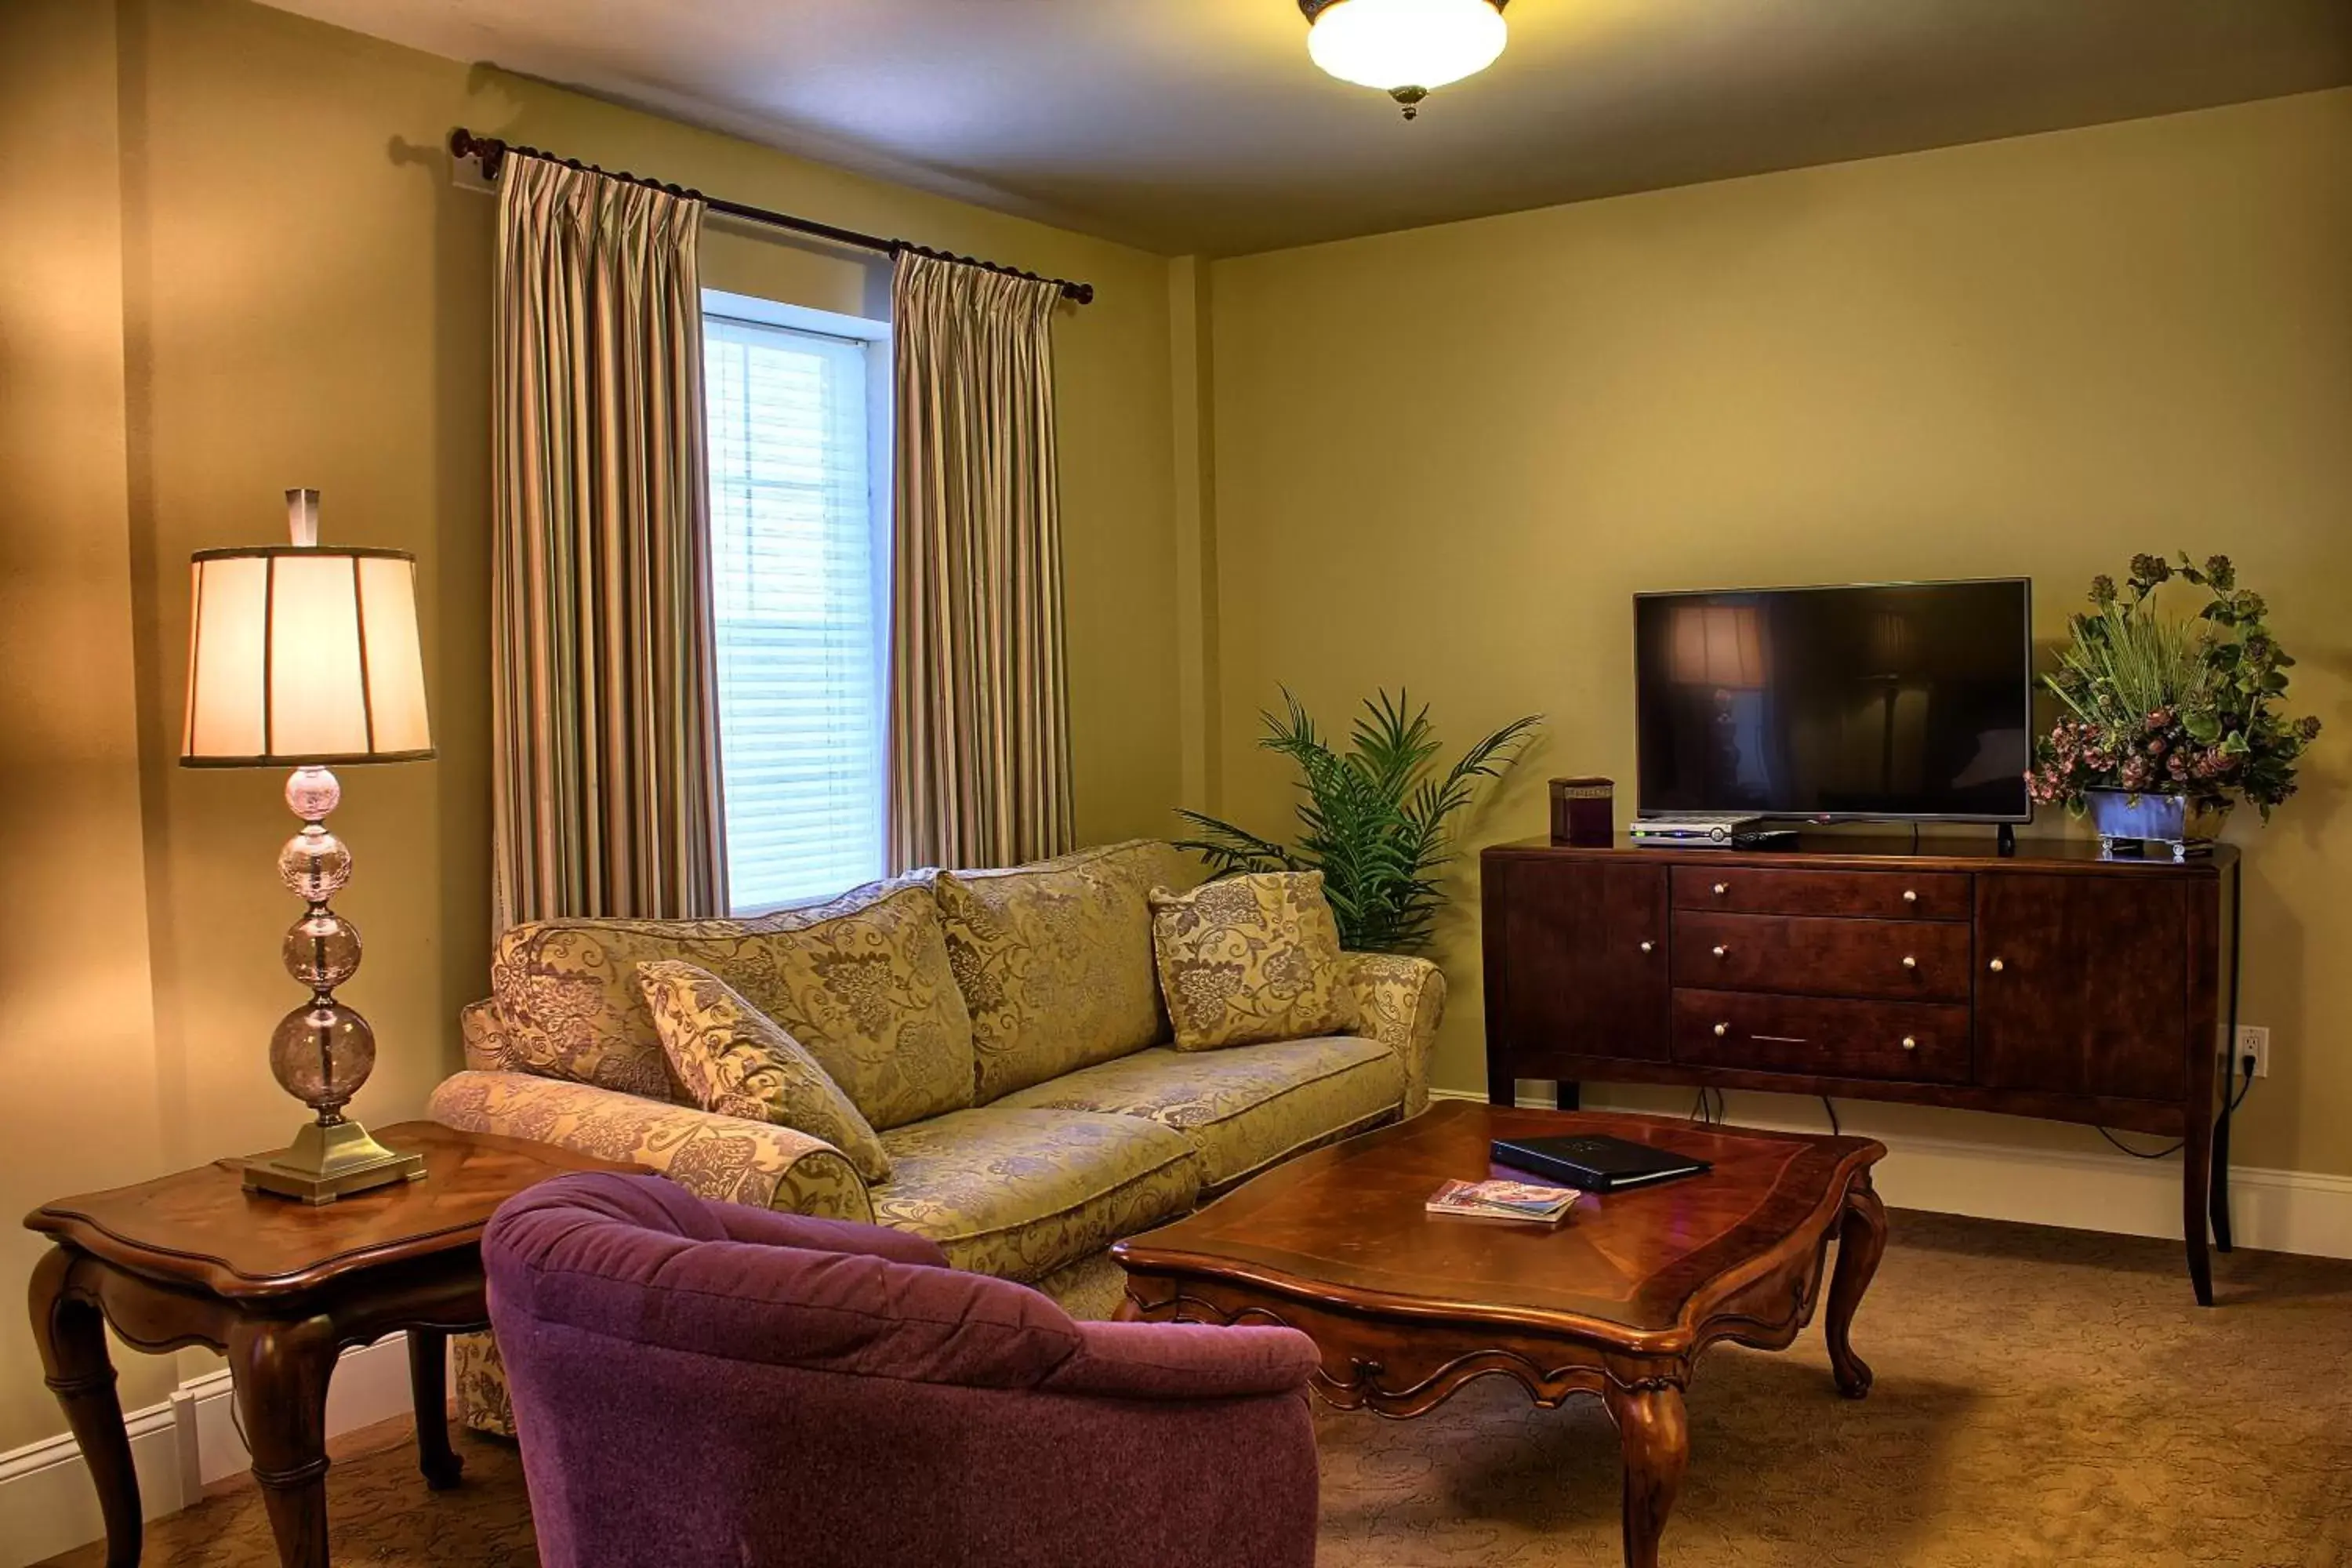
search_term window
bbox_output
[702,292,891,913]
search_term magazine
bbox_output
[1425,1178,1578,1225]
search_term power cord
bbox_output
[1820,1096,1841,1136]
[2096,1049,2256,1160]
[2226,1055,2258,1114]
[2096,1127,2184,1160]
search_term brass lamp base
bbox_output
[240,1118,426,1205]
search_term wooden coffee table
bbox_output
[25,1122,635,1568]
[1112,1102,1887,1568]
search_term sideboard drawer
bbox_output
[1671,866,1971,921]
[1671,989,1971,1083]
[1671,911,1972,1002]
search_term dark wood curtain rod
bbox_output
[447,129,1095,306]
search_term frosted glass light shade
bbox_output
[1306,0,1508,93]
[182,546,434,764]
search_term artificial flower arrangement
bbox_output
[2027,553,2321,823]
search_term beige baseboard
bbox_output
[1431,1087,2352,1261]
[0,1332,437,1568]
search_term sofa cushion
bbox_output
[1149,872,1359,1051]
[991,1036,1403,1189]
[634,960,893,1184]
[490,875,974,1131]
[738,884,975,1131]
[870,1109,1200,1283]
[938,840,1207,1102]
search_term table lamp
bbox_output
[181,489,435,1203]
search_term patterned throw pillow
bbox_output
[1148,871,1359,1051]
[634,959,892,1184]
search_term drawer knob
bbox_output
[1901,955,1918,970]
[1711,944,1729,959]
[1988,957,2005,973]
[1903,888,1918,904]
[1902,1035,1918,1051]
[1713,1022,1729,1038]
[1711,881,1729,896]
[1639,940,1654,954]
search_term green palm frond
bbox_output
[1174,688,1541,953]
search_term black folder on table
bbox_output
[1490,1134,1710,1194]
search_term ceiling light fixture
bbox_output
[1300,0,1509,120]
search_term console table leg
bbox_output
[1605,1381,1687,1568]
[29,1249,140,1568]
[231,1314,339,1568]
[2209,1102,2234,1255]
[408,1330,463,1490]
[2183,1114,2216,1308]
[1826,1175,1886,1399]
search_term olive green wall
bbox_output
[0,0,1184,1455]
[1205,89,2352,1176]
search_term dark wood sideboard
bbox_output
[1479,836,2240,1303]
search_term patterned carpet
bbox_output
[42,1210,2352,1567]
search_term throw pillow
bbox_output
[1148,870,1359,1051]
[634,959,893,1183]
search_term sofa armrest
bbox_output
[429,1070,873,1221]
[458,999,510,1072]
[1340,951,1446,1117]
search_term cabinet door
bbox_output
[1487,858,1670,1065]
[1975,873,2188,1102]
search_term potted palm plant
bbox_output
[1176,690,1541,953]
[2027,553,2321,858]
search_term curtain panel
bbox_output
[887,253,1074,872]
[491,156,726,929]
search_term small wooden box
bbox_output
[1549,777,1613,846]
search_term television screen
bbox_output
[1635,579,2034,822]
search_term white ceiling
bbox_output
[260,0,2352,256]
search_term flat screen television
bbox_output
[1634,579,2034,824]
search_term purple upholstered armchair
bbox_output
[483,1174,1322,1568]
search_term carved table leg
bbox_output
[1604,1381,1688,1568]
[408,1330,463,1490]
[1827,1174,1888,1399]
[230,1314,339,1568]
[30,1249,141,1568]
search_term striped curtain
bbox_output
[887,253,1073,872]
[490,155,726,929]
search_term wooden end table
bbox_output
[24,1121,633,1568]
[1112,1102,1887,1568]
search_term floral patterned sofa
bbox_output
[430,838,1445,1432]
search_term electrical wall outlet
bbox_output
[2231,1024,2270,1079]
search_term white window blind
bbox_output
[704,310,887,913]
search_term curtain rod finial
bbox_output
[450,127,507,180]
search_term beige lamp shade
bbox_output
[182,546,434,766]
[1668,604,1768,690]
